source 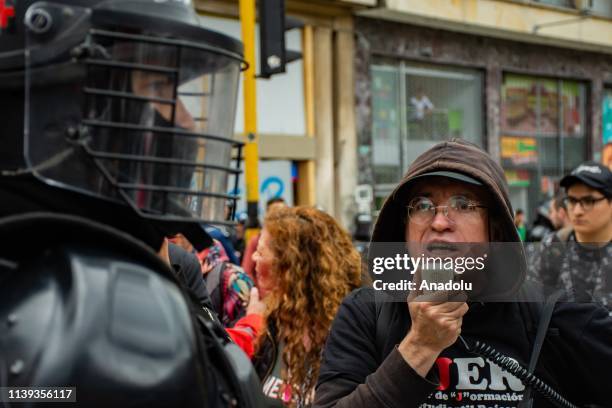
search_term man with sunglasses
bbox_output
[535,162,612,308]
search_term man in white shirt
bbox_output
[410,87,434,120]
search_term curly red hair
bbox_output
[257,206,362,404]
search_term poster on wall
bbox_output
[229,160,295,222]
[501,76,538,134]
[501,136,538,166]
[501,75,584,136]
[505,169,531,187]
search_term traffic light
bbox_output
[258,0,303,78]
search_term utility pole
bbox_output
[239,0,260,242]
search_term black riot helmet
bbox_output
[0,0,244,225]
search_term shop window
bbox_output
[591,0,612,18]
[533,0,575,8]
[501,74,587,224]
[371,65,402,189]
[371,61,484,210]
[199,15,305,136]
[534,0,612,16]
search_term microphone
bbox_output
[420,266,455,296]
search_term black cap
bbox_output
[412,170,483,186]
[396,170,484,204]
[560,161,612,197]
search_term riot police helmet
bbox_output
[0,0,244,225]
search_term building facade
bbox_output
[195,0,373,229]
[357,0,612,224]
[195,0,612,230]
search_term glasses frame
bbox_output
[564,195,609,212]
[406,196,488,225]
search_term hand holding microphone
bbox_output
[397,266,469,378]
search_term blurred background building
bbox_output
[197,0,612,229]
[195,0,371,229]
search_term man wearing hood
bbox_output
[314,140,612,408]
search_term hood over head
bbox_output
[371,139,525,301]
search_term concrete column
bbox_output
[314,26,336,214]
[591,78,603,158]
[486,65,502,164]
[333,16,359,229]
[297,25,317,207]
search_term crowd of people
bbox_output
[166,140,611,408]
[515,162,612,308]
[165,200,364,406]
[2,2,610,406]
[315,140,611,408]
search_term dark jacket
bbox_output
[253,322,278,381]
[253,322,288,408]
[314,140,612,408]
[168,242,214,311]
[315,288,612,408]
[531,229,612,308]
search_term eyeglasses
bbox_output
[564,195,608,212]
[406,196,487,225]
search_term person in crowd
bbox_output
[410,87,434,121]
[198,239,254,327]
[533,161,612,308]
[314,139,612,408]
[160,238,215,311]
[242,197,288,280]
[409,87,435,140]
[204,224,241,265]
[548,191,572,233]
[526,200,555,242]
[514,208,527,241]
[168,233,253,323]
[524,194,571,282]
[231,213,248,262]
[252,207,362,406]
[0,0,265,404]
[603,142,612,170]
[166,234,265,359]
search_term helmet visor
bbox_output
[25,3,242,224]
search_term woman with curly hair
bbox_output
[252,206,362,407]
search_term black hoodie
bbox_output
[314,140,612,408]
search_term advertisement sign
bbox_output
[603,90,612,144]
[501,136,538,165]
[603,90,612,169]
[505,169,531,187]
[230,160,294,221]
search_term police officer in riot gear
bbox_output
[0,0,262,406]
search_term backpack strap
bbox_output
[205,262,226,318]
[519,289,565,408]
